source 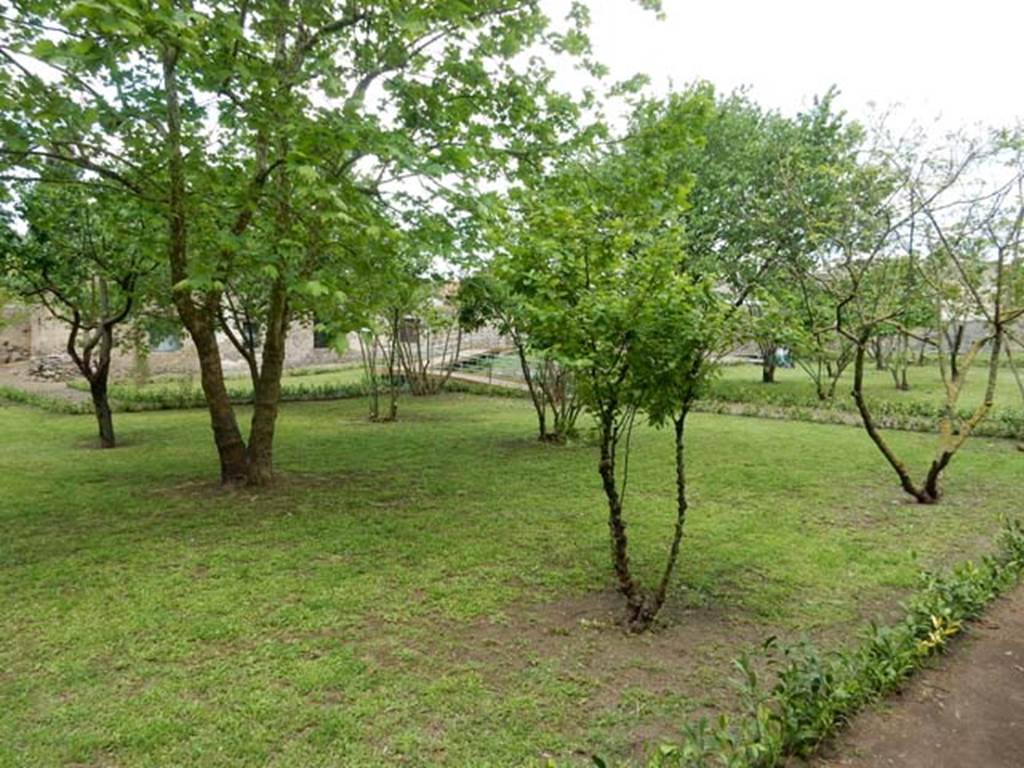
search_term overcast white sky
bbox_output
[546,0,1023,130]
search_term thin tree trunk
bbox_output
[923,331,1003,500]
[948,324,964,381]
[851,340,933,504]
[597,411,647,627]
[360,333,380,420]
[515,338,548,440]
[386,309,399,420]
[917,336,928,366]
[1006,345,1024,449]
[651,410,689,616]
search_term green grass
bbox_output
[714,362,1021,410]
[450,355,1024,432]
[1,394,1021,766]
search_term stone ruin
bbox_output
[27,354,77,382]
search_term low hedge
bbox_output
[0,384,91,415]
[101,379,370,411]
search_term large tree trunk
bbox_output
[85,326,116,449]
[757,342,777,383]
[164,44,250,485]
[247,281,289,485]
[191,315,250,484]
[89,376,115,449]
[66,309,120,450]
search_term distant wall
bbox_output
[8,303,510,377]
[0,305,32,363]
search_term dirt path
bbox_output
[814,585,1024,768]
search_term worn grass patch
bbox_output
[0,394,1020,766]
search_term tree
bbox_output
[457,269,581,443]
[1,0,598,484]
[502,86,859,629]
[669,87,861,392]
[394,278,463,397]
[0,181,154,447]
[831,128,1024,503]
[743,283,804,384]
[507,91,722,631]
[867,254,937,391]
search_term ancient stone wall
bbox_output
[5,301,512,378]
[0,305,32,363]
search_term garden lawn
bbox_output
[1,394,1021,766]
[713,362,1021,411]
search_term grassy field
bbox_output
[713,362,1022,410]
[458,354,1023,410]
[2,394,1022,766]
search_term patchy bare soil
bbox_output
[812,585,1024,768]
[359,588,780,761]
